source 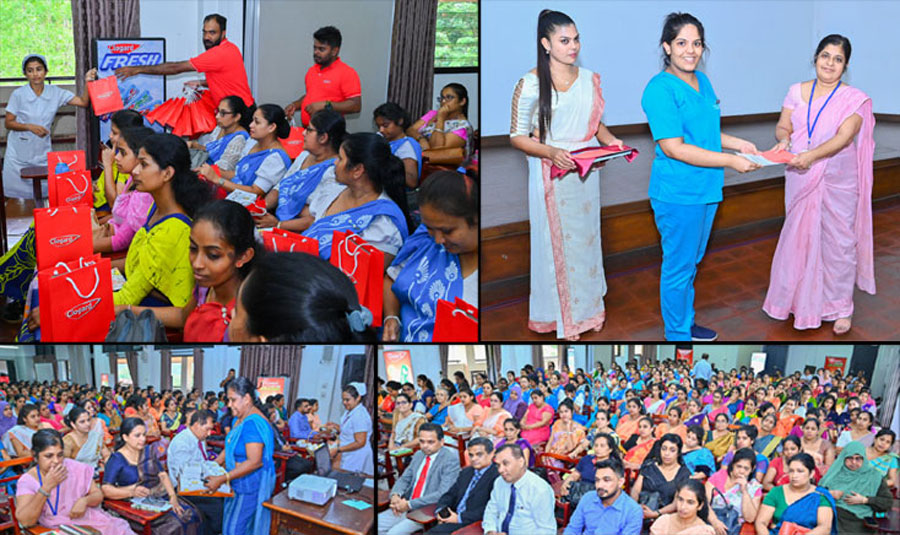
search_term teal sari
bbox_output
[223,413,276,535]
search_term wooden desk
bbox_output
[263,482,375,535]
[406,502,437,528]
[20,166,47,208]
[102,498,166,535]
[376,489,389,512]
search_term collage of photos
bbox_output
[3,0,900,534]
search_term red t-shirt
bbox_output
[189,38,254,107]
[299,57,361,125]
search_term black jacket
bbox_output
[435,463,500,525]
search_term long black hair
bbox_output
[17,403,38,425]
[659,12,707,68]
[110,109,145,130]
[239,252,376,342]
[225,376,268,416]
[256,103,291,139]
[139,133,214,218]
[340,132,411,231]
[309,109,346,153]
[192,200,262,279]
[373,101,411,130]
[220,95,253,131]
[676,479,711,524]
[114,417,146,450]
[536,9,575,143]
[441,83,469,118]
[419,169,478,227]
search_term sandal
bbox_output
[833,317,852,335]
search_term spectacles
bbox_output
[436,95,456,105]
[215,109,235,116]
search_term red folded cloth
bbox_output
[759,149,794,164]
[549,145,639,179]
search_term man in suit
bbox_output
[378,423,460,535]
[427,437,500,534]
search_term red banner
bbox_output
[824,356,847,375]
[676,348,693,366]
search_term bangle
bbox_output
[38,488,50,498]
[384,315,401,326]
[276,221,282,229]
[225,472,230,484]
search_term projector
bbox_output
[288,474,337,505]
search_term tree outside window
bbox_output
[435,0,478,69]
[0,0,75,83]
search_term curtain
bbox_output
[363,346,374,413]
[70,0,141,159]
[879,346,900,428]
[193,347,204,394]
[125,350,138,386]
[488,345,502,383]
[531,346,542,371]
[159,348,172,391]
[240,345,302,404]
[108,351,118,386]
[387,0,438,120]
[438,345,448,382]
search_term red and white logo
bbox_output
[65,298,101,320]
[97,91,114,99]
[65,192,87,204]
[49,234,81,247]
[107,43,141,54]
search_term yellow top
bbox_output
[113,207,194,307]
[94,160,129,209]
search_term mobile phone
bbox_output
[437,507,453,519]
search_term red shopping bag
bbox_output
[260,228,318,255]
[282,127,306,160]
[46,150,86,177]
[87,76,124,116]
[330,231,384,326]
[145,98,176,126]
[432,297,479,342]
[778,522,811,535]
[34,206,93,271]
[160,97,186,128]
[38,255,114,342]
[48,169,93,208]
[172,102,195,137]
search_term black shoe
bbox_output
[1,301,24,324]
[691,324,718,341]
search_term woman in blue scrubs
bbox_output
[641,13,762,341]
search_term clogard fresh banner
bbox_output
[383,350,414,384]
[257,376,287,402]
[93,38,166,140]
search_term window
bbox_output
[434,0,478,69]
[541,345,560,370]
[171,356,194,392]
[116,358,132,386]
[0,0,75,83]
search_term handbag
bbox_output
[331,231,384,326]
[37,256,114,342]
[282,121,306,160]
[562,480,594,506]
[105,308,167,342]
[48,169,93,208]
[432,297,478,342]
[33,206,93,271]
[87,76,125,116]
[778,522,811,535]
[638,490,660,511]
[710,486,742,535]
[260,228,318,255]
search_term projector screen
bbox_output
[482,0,900,136]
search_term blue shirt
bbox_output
[288,410,311,440]
[691,359,713,382]
[563,489,643,535]
[641,70,724,205]
[427,403,447,425]
[546,394,559,411]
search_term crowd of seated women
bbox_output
[377,360,898,534]
[0,80,478,342]
[0,374,371,534]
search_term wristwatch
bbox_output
[38,488,51,498]
[324,100,333,112]
[218,177,225,186]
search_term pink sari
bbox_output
[764,82,875,328]
[16,458,137,534]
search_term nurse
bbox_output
[3,55,97,199]
[322,383,373,475]
[640,13,761,341]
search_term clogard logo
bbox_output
[49,234,80,247]
[65,297,101,320]
[107,43,141,54]
[65,192,86,204]
[97,91,114,99]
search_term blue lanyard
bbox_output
[806,79,841,148]
[36,467,60,515]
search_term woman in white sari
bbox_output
[388,393,424,450]
[471,391,512,444]
[3,403,41,457]
[510,10,625,340]
[62,406,110,470]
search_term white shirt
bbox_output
[167,428,208,486]
[482,469,556,534]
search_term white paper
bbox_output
[735,152,780,167]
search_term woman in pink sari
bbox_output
[521,390,555,446]
[16,429,137,534]
[763,34,875,334]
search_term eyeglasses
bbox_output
[436,94,456,105]
[215,109,235,116]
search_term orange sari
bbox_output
[616,415,640,442]
[655,421,687,441]
[774,414,802,438]
[624,437,655,466]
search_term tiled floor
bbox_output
[482,200,900,341]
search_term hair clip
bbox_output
[346,306,373,332]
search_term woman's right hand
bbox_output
[29,124,50,138]
[549,147,575,170]
[382,317,401,341]
[43,462,68,489]
[101,144,115,168]
[729,154,761,173]
[712,519,728,535]
[132,485,150,498]
[769,139,790,152]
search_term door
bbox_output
[849,345,878,382]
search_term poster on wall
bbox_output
[676,348,693,366]
[824,356,847,375]
[750,353,767,375]
[100,373,109,387]
[257,376,288,402]
[93,38,167,141]
[383,350,414,384]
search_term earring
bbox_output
[545,49,550,55]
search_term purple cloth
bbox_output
[0,402,14,439]
[109,179,154,251]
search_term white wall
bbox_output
[296,345,367,425]
[140,0,245,100]
[434,72,479,130]
[482,0,900,135]
[254,0,393,133]
[784,345,856,377]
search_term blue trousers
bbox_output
[651,199,718,340]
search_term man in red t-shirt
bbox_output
[115,13,253,108]
[284,26,361,126]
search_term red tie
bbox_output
[411,455,431,500]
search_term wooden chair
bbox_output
[406,503,438,533]
[0,460,26,535]
[444,431,468,467]
[538,452,580,526]
[451,520,483,535]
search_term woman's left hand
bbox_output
[85,68,98,82]
[204,474,225,493]
[27,306,40,331]
[169,496,185,515]
[197,163,217,182]
[255,213,279,228]
[70,496,88,518]
[843,492,867,505]
[607,138,626,150]
[788,151,817,170]
[736,140,760,155]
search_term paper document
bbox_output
[736,149,794,166]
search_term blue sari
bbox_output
[683,447,716,476]
[275,157,336,221]
[390,224,464,342]
[223,413,275,535]
[233,148,291,187]
[773,486,838,535]
[205,130,249,165]
[303,198,409,260]
[389,137,422,177]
